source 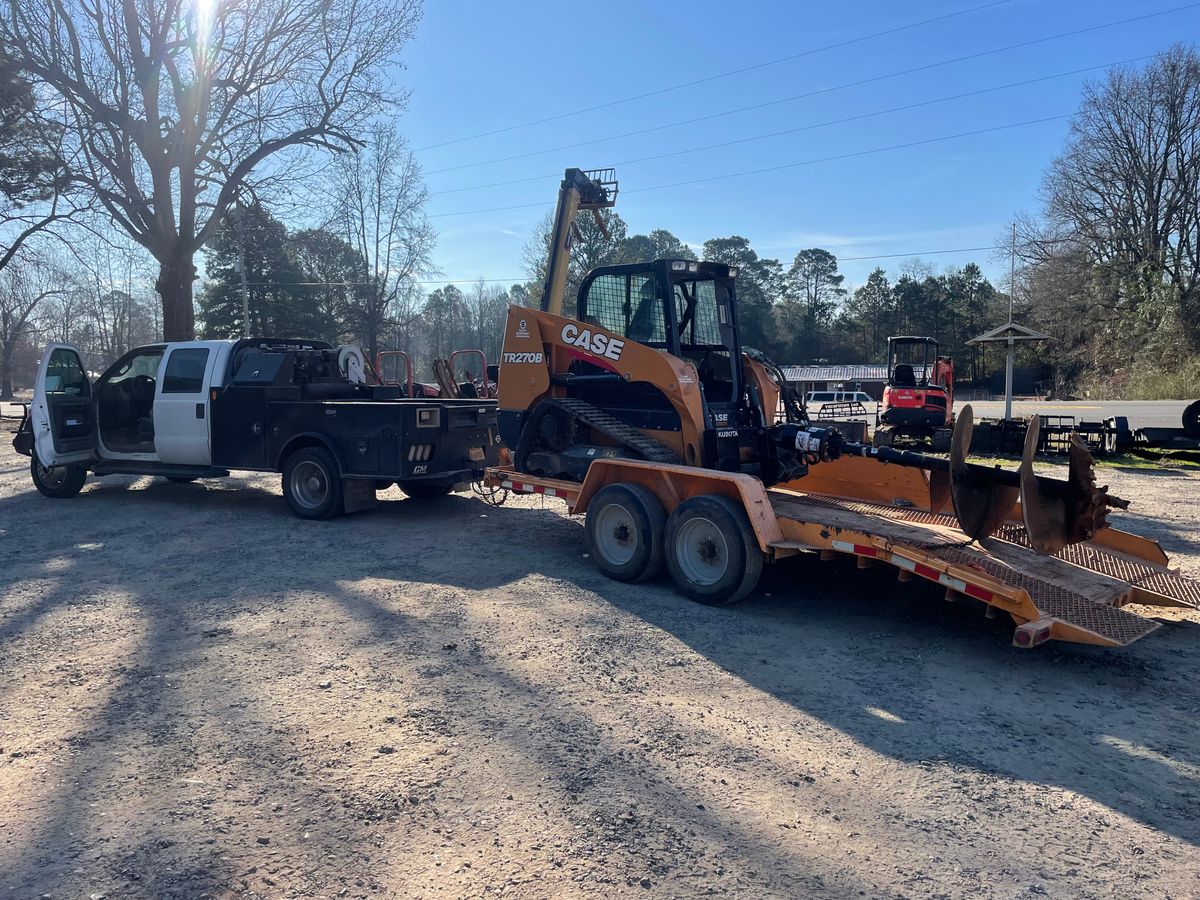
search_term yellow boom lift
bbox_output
[486,169,1199,648]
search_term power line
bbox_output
[245,278,525,287]
[413,0,1015,153]
[424,4,1197,177]
[839,245,1001,261]
[427,113,1069,218]
[430,55,1148,199]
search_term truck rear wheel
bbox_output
[399,480,453,499]
[664,494,763,605]
[30,452,87,499]
[1184,399,1200,438]
[585,482,666,583]
[283,447,343,519]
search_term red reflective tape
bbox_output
[914,563,942,582]
[964,583,994,603]
[854,545,878,557]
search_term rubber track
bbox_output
[552,397,681,464]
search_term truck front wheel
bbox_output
[283,447,343,519]
[30,452,87,499]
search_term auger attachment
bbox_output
[948,406,1019,542]
[1019,414,1129,555]
[822,405,1128,555]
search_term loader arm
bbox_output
[540,169,618,317]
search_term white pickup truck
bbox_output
[13,338,500,518]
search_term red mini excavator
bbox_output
[874,335,954,451]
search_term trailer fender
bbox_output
[573,458,784,552]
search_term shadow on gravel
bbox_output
[320,579,877,895]
[598,552,1200,847]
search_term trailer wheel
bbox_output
[872,427,894,449]
[585,483,666,583]
[30,452,86,499]
[283,447,343,519]
[399,480,453,499]
[1184,399,1200,438]
[665,494,763,605]
[931,428,953,453]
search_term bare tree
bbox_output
[1041,45,1200,345]
[1,0,422,341]
[0,251,70,398]
[332,124,434,359]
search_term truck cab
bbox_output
[27,340,230,470]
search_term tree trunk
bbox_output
[1,338,15,400]
[156,253,197,341]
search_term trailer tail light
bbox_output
[1014,619,1054,648]
[407,444,434,462]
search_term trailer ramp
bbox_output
[768,491,1194,648]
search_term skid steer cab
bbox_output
[496,259,804,486]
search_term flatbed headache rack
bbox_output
[485,458,1198,649]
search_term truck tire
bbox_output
[283,447,343,519]
[585,482,666,583]
[30,452,87,499]
[399,480,453,499]
[1184,399,1200,438]
[664,494,763,606]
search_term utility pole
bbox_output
[235,204,251,339]
[1005,222,1017,420]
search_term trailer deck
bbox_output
[487,462,1197,649]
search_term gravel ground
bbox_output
[1,421,1199,900]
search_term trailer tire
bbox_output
[399,480,453,499]
[872,427,894,449]
[1184,399,1200,438]
[283,447,343,519]
[665,494,763,605]
[931,428,953,453]
[585,483,666,583]
[30,452,87,499]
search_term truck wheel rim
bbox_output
[292,461,329,509]
[37,463,65,488]
[675,516,729,586]
[594,502,637,566]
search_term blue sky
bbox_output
[397,0,1200,292]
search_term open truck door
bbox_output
[31,343,96,466]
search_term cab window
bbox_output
[582,272,666,345]
[45,349,89,396]
[105,349,163,385]
[163,348,210,393]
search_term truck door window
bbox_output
[163,348,210,393]
[45,348,89,396]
